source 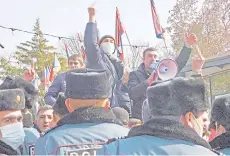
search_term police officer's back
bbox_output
[209,95,230,154]
[98,77,218,155]
[34,68,129,155]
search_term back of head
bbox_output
[0,76,38,109]
[65,68,110,99]
[211,95,230,130]
[112,107,129,125]
[53,92,69,118]
[65,68,111,110]
[147,77,209,117]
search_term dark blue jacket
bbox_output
[84,22,130,109]
[44,72,66,106]
[98,118,218,155]
[34,107,129,155]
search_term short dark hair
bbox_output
[68,54,83,63]
[37,105,53,117]
[143,47,157,58]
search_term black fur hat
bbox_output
[65,68,110,99]
[211,95,230,129]
[147,77,210,116]
[0,89,25,111]
[0,76,38,109]
[53,92,69,117]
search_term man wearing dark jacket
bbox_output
[128,33,198,120]
[84,5,130,111]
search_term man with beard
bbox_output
[34,68,129,155]
[209,95,230,154]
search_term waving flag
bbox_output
[77,33,86,60]
[49,53,61,82]
[150,0,165,39]
[43,66,50,92]
[115,7,125,61]
[64,43,70,59]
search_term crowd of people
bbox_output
[0,5,230,156]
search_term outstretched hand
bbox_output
[185,32,198,48]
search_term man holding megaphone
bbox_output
[128,33,199,120]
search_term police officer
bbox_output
[50,92,69,127]
[0,89,26,155]
[209,95,230,154]
[35,68,129,155]
[98,77,219,155]
[0,76,40,155]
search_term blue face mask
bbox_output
[150,62,158,71]
[0,122,25,149]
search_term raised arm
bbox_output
[84,6,102,65]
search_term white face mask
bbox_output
[101,42,115,56]
[0,122,25,149]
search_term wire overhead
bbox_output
[0,25,73,40]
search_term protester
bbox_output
[202,110,211,141]
[35,105,53,133]
[209,95,230,154]
[98,76,221,155]
[128,33,198,120]
[50,92,69,127]
[142,43,206,122]
[44,54,84,106]
[0,89,25,155]
[34,68,129,155]
[84,5,131,111]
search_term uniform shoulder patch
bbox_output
[106,136,129,144]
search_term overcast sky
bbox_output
[0,0,177,57]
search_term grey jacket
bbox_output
[128,46,192,120]
[44,72,66,106]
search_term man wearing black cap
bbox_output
[0,76,40,155]
[98,77,220,155]
[34,68,129,155]
[128,33,199,120]
[84,5,131,112]
[0,89,26,155]
[209,95,230,154]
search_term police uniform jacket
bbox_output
[98,118,219,155]
[34,107,129,155]
[19,128,40,155]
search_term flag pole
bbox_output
[163,37,169,54]
[124,31,134,53]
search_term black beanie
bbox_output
[98,35,115,46]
